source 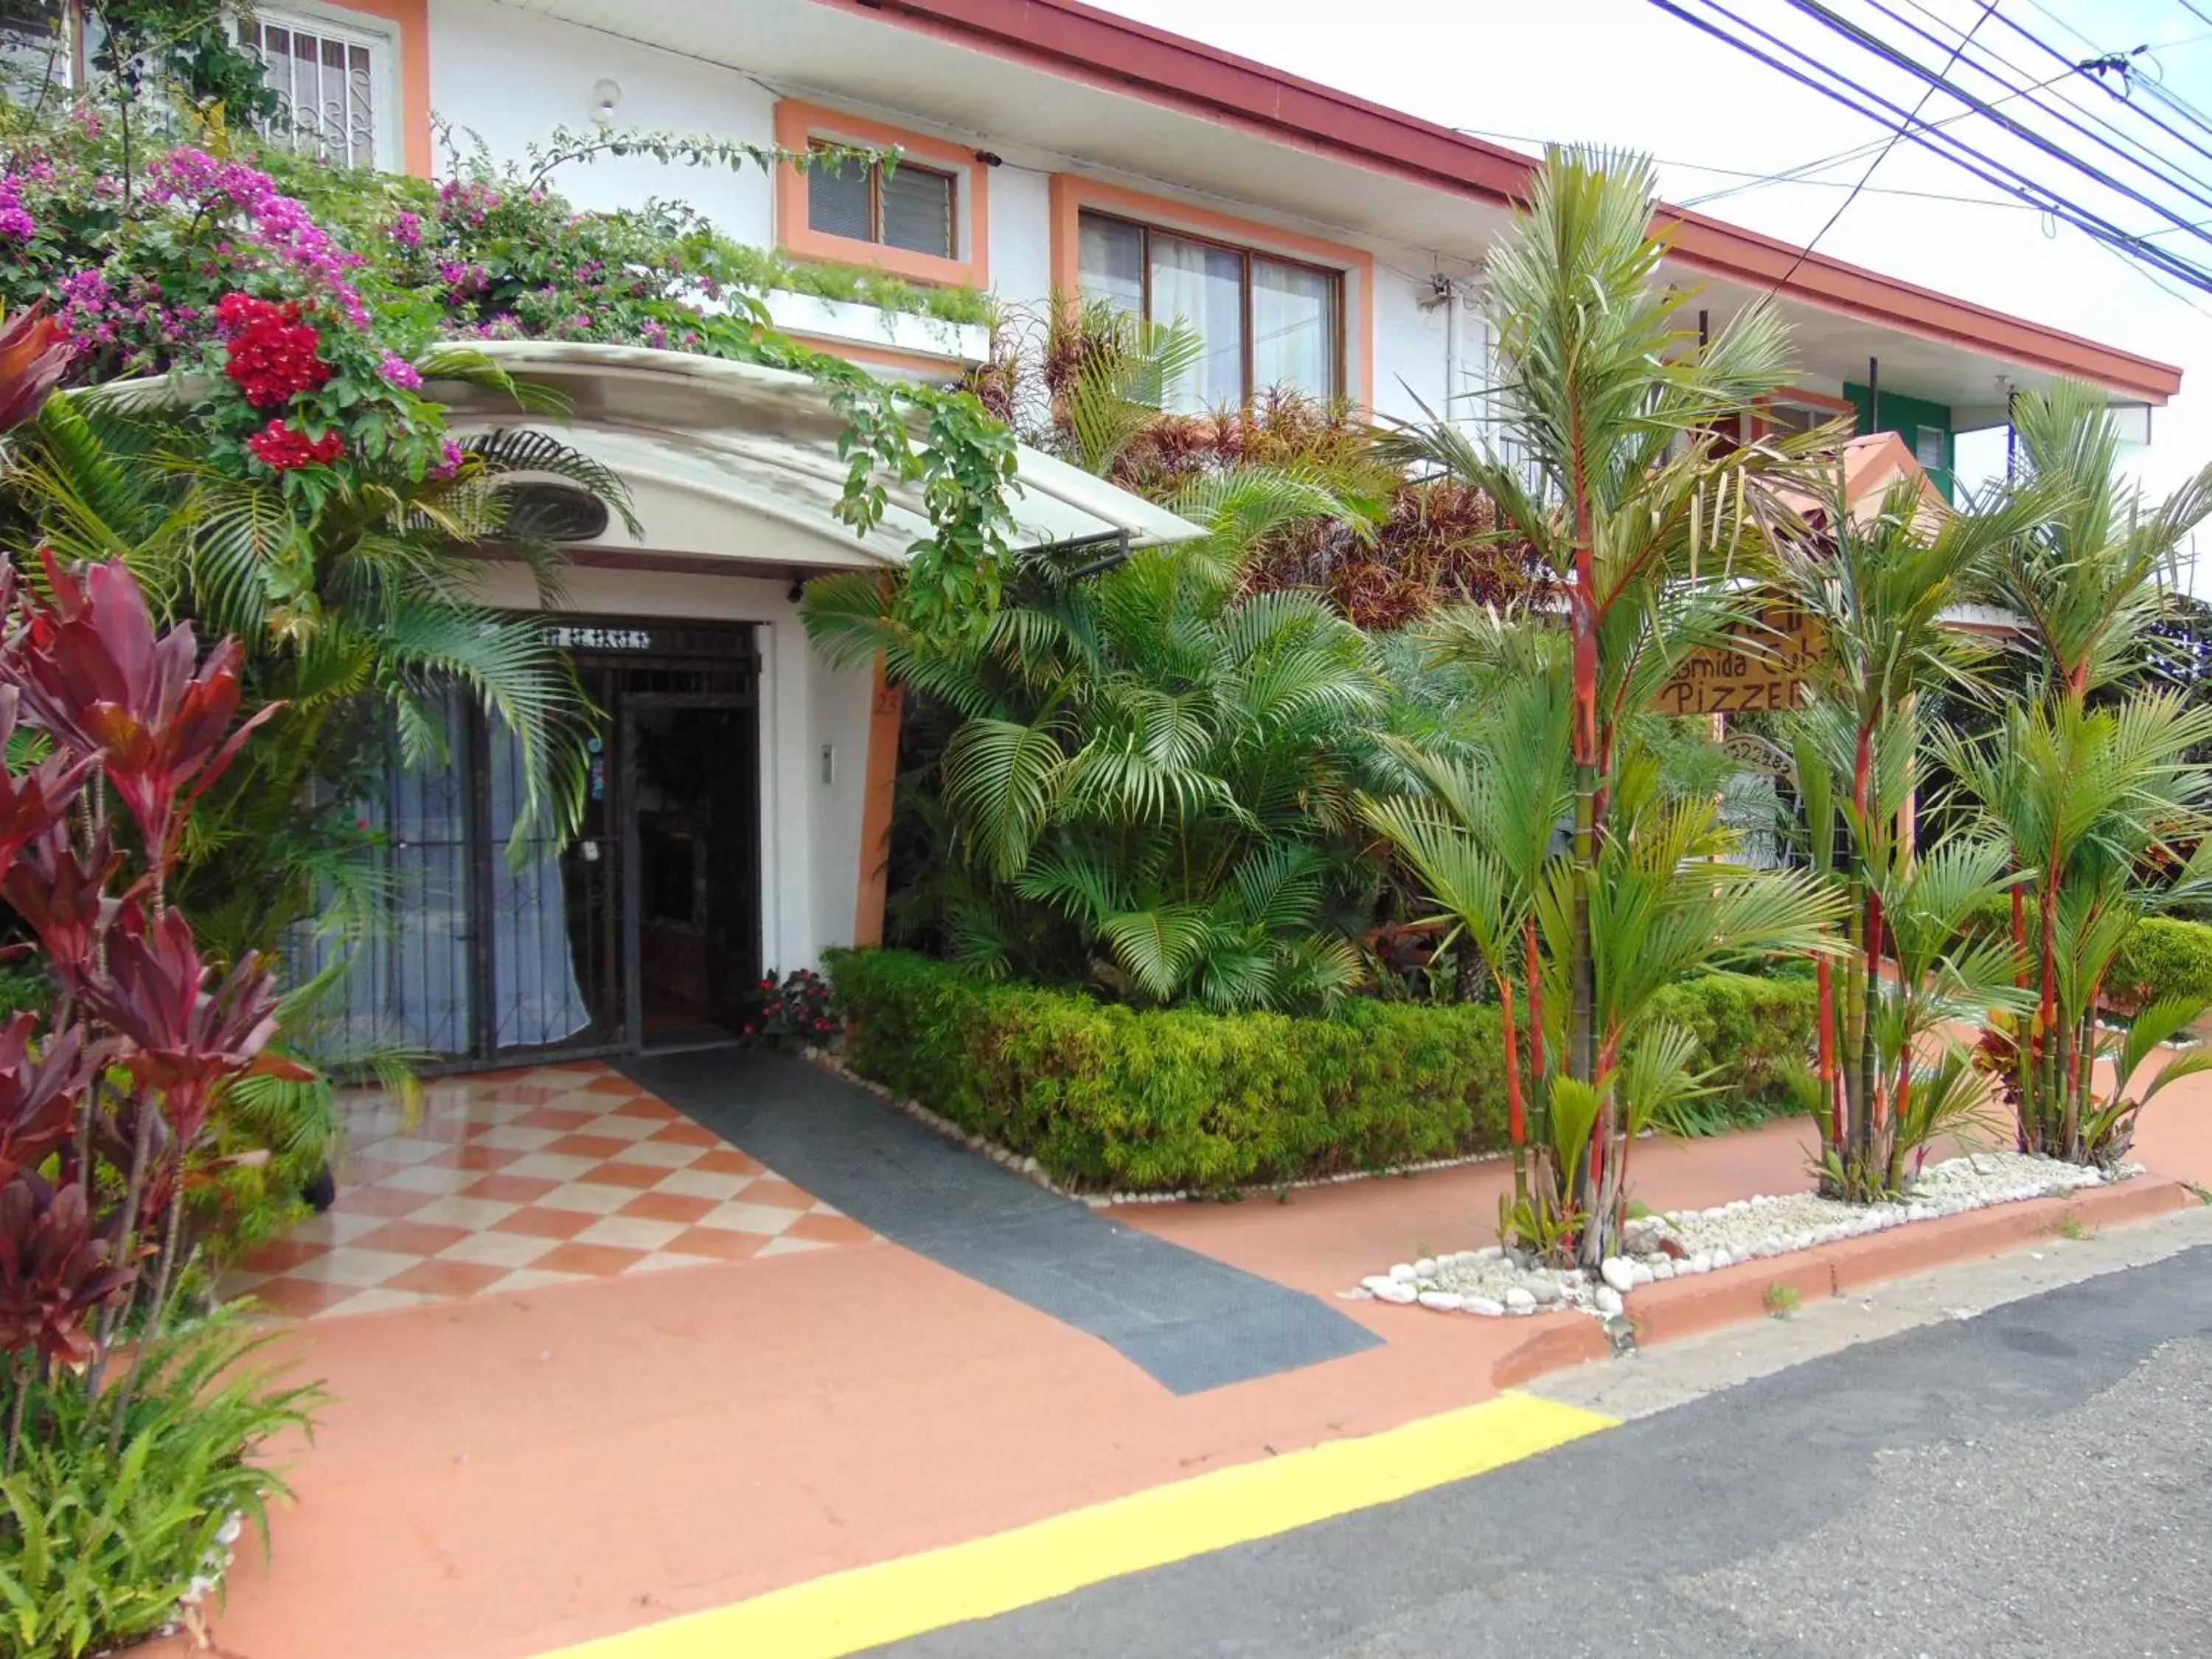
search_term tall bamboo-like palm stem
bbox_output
[1970,380,2212,1161]
[1772,461,2041,1197]
[1376,147,1831,1260]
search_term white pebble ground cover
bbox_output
[1349,1151,2138,1321]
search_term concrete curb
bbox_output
[1491,1174,2197,1388]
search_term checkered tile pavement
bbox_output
[227,1062,876,1321]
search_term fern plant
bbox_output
[805,477,1382,1011]
[0,1312,321,1659]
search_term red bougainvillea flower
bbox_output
[0,1015,93,1186]
[0,302,72,434]
[0,1172,134,1364]
[215,292,333,408]
[83,903,281,1149]
[0,554,279,860]
[246,418,344,472]
[1,822,122,998]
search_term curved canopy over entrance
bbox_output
[425,341,1205,575]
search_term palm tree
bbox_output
[1371,147,1840,1263]
[804,470,1381,1012]
[1949,380,2212,1164]
[5,371,632,958]
[1766,470,2042,1196]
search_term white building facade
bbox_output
[187,0,2181,1067]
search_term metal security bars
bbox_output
[245,11,382,170]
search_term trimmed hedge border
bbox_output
[1965,899,2212,1017]
[825,950,1818,1195]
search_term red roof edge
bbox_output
[823,0,2182,403]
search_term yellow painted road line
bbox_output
[540,1391,1615,1659]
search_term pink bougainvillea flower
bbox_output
[0,1172,135,1365]
[0,554,280,860]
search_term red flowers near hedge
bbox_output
[246,417,342,472]
[216,293,332,408]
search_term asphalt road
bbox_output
[877,1245,2212,1658]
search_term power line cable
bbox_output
[1644,0,2212,290]
[1884,0,2212,193]
[1449,122,2033,207]
[1990,0,2212,161]
[1681,65,2076,206]
[1781,0,2212,249]
[1683,0,2212,282]
[1772,0,1999,288]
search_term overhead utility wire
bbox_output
[1771,0,1997,288]
[1988,2,2212,166]
[1666,0,2212,284]
[1883,0,2212,193]
[1780,0,2212,249]
[1680,65,2078,205]
[1451,122,2029,206]
[1643,0,2212,291]
[2009,0,2212,152]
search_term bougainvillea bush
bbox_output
[0,105,1018,638]
[0,551,321,1658]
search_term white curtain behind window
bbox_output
[1150,234,1244,412]
[1251,260,1335,400]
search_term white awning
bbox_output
[427,341,1203,572]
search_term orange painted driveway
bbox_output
[174,1068,2212,1659]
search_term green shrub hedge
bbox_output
[824,951,1817,1192]
[1964,898,2212,1016]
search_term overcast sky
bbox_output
[1097,0,2212,582]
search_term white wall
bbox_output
[987,161,1054,308]
[473,561,874,978]
[428,0,776,244]
[422,2,1458,423]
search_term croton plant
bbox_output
[0,541,301,1465]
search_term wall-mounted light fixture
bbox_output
[591,77,622,125]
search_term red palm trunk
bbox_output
[1498,971,1528,1208]
[1817,955,1839,1150]
[1525,917,1545,1081]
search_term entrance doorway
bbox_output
[313,619,762,1069]
[627,699,757,1049]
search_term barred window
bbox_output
[243,8,393,171]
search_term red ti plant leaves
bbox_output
[0,821,122,998]
[0,1015,94,1186]
[0,684,99,872]
[0,304,73,437]
[0,554,278,863]
[83,903,281,1150]
[0,1172,135,1366]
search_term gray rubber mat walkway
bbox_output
[619,1048,1382,1395]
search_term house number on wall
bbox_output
[548,626,655,651]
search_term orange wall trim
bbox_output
[1046,174,1377,416]
[774,100,990,290]
[852,656,905,949]
[330,0,431,178]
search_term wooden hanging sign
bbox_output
[1654,599,1825,717]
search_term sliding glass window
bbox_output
[1077,209,1343,414]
